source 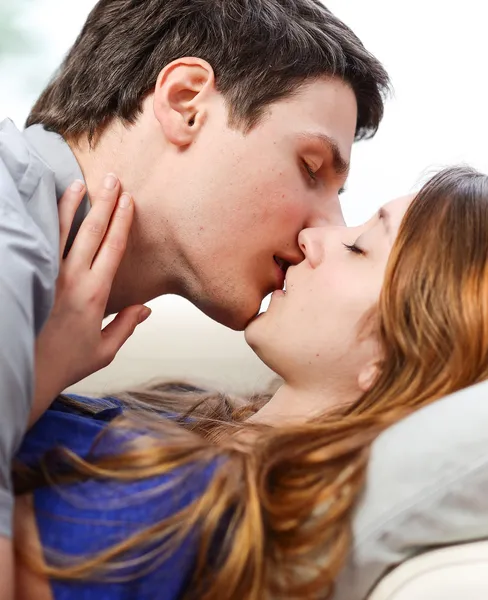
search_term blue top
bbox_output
[16,395,219,600]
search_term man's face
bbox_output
[148,77,357,329]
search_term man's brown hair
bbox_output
[27,0,389,143]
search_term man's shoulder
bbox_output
[0,119,60,261]
[0,118,54,205]
[0,119,30,163]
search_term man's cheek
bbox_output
[275,194,308,234]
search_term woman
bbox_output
[14,166,488,599]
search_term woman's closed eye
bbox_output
[342,242,365,255]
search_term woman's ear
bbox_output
[152,57,214,147]
[357,361,380,392]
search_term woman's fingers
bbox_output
[58,180,86,258]
[66,174,121,271]
[31,175,143,423]
[100,305,151,366]
[92,193,134,282]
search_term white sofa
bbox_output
[333,380,488,600]
[368,541,488,600]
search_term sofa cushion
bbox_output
[333,380,488,600]
[368,540,488,600]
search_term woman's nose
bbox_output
[298,228,326,269]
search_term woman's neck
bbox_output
[248,381,354,426]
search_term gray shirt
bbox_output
[0,118,87,537]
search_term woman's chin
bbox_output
[244,309,273,353]
[244,311,265,344]
[244,317,287,383]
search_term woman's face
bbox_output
[245,196,413,394]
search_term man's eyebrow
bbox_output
[299,132,350,176]
[378,207,391,235]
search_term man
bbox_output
[0,0,388,593]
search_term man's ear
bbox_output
[153,57,215,147]
[357,361,380,393]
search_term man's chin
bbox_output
[195,298,261,331]
[213,309,259,332]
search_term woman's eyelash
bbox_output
[342,242,364,255]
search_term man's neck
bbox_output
[69,123,182,314]
[68,124,134,202]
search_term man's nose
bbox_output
[298,228,326,269]
[305,198,346,228]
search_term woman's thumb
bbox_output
[101,305,152,362]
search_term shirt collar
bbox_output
[23,124,90,249]
[23,124,85,200]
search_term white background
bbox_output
[1,0,487,393]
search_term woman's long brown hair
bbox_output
[14,166,488,599]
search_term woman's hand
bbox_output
[31,175,151,426]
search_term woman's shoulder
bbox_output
[22,394,221,599]
[17,394,124,465]
[35,437,219,599]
